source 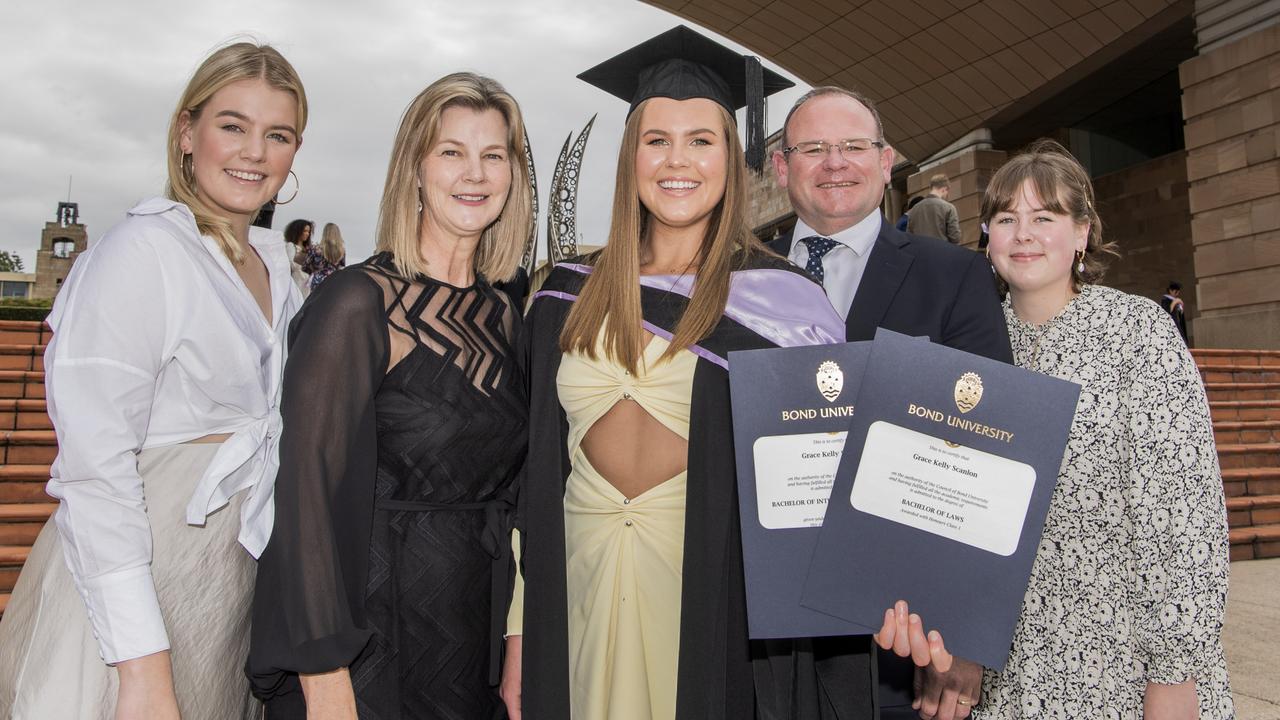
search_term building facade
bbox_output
[649,0,1280,349]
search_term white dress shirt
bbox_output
[786,212,882,320]
[44,197,302,664]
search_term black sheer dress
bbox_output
[248,252,528,720]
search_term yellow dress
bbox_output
[555,334,695,720]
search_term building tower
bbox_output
[34,201,87,299]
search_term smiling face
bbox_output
[179,78,301,229]
[417,105,512,244]
[773,93,894,236]
[987,180,1089,303]
[634,97,729,239]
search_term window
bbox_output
[52,239,74,258]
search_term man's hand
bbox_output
[501,635,523,720]
[912,658,983,720]
[874,600,952,671]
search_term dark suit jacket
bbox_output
[770,220,1012,363]
[772,219,1013,715]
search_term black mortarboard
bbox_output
[577,25,795,172]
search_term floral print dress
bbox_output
[975,284,1233,719]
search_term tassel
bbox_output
[745,56,766,174]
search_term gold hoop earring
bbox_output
[275,170,300,205]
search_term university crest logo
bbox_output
[954,372,983,413]
[816,361,843,403]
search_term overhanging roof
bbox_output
[644,0,1191,161]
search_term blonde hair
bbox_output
[166,41,308,263]
[375,72,531,282]
[560,99,766,373]
[320,223,345,265]
[980,139,1119,292]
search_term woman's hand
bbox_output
[299,668,358,720]
[1144,679,1198,720]
[115,651,180,720]
[501,635,523,720]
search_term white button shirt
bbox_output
[786,212,882,320]
[44,197,302,664]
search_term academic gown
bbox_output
[518,251,877,720]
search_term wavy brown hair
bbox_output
[375,72,531,282]
[980,139,1120,293]
[166,42,308,263]
[559,99,767,373]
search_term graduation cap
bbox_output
[577,25,794,172]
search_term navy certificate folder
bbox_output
[727,341,875,638]
[801,329,1080,669]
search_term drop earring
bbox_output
[1076,250,1085,274]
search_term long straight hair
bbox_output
[375,72,531,282]
[165,42,308,263]
[560,99,765,373]
[320,223,345,265]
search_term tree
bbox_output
[0,251,25,273]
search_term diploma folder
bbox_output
[728,341,879,638]
[800,329,1080,670]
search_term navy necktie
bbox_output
[801,236,839,285]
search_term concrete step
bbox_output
[1200,365,1280,384]
[0,431,56,466]
[0,320,49,347]
[1222,467,1280,497]
[0,465,52,504]
[0,399,51,431]
[0,345,45,372]
[1226,495,1280,528]
[1210,400,1280,421]
[1215,420,1280,444]
[1216,443,1280,471]
[1205,383,1280,402]
[0,371,43,400]
[1228,523,1280,561]
[1193,348,1280,367]
[0,545,30,566]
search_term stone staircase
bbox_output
[1196,348,1280,562]
[0,320,52,617]
[0,322,1275,618]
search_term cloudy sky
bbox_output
[0,0,808,271]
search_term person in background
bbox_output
[906,172,962,244]
[1161,280,1189,344]
[302,221,345,290]
[248,71,532,720]
[0,41,307,719]
[895,194,924,232]
[878,139,1232,720]
[283,218,313,296]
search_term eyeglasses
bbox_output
[781,138,885,160]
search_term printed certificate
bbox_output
[801,329,1080,669]
[753,431,847,530]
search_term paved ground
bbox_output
[1225,558,1280,719]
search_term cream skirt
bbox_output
[0,443,259,719]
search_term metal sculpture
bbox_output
[520,126,539,278]
[547,114,596,263]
